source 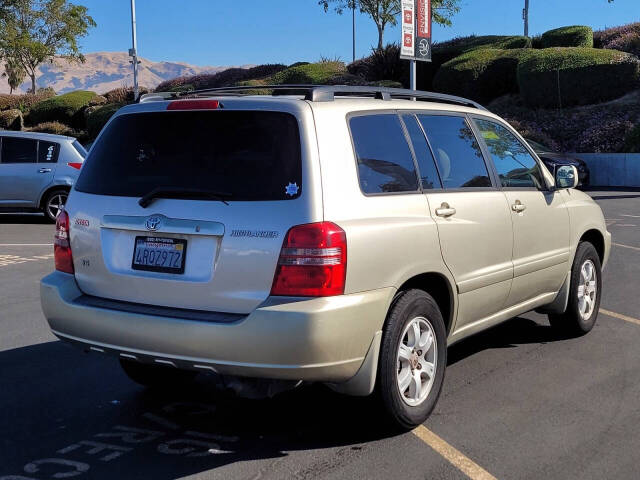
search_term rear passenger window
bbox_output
[401,115,442,190]
[1,137,37,164]
[417,115,492,189]
[473,118,545,189]
[349,114,419,194]
[38,141,60,163]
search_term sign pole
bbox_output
[130,0,139,102]
[410,60,417,91]
[352,2,356,63]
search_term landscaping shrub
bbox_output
[0,109,23,130]
[87,103,122,139]
[27,91,97,127]
[270,61,346,84]
[541,26,593,48]
[155,64,288,92]
[30,121,77,136]
[517,47,640,108]
[103,86,149,103]
[348,44,408,86]
[623,123,640,152]
[489,92,640,153]
[0,88,55,112]
[433,48,532,103]
[594,22,640,57]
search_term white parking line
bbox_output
[614,242,640,252]
[413,425,497,480]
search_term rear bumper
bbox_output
[41,271,393,383]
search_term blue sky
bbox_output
[79,0,639,66]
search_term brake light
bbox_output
[67,162,82,170]
[167,100,221,110]
[54,210,74,274]
[271,222,347,297]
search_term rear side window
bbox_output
[1,137,37,164]
[72,140,87,159]
[75,111,302,200]
[417,115,491,189]
[38,140,60,163]
[473,118,545,189]
[401,115,442,190]
[349,114,419,194]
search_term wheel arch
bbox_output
[579,229,605,264]
[39,184,71,210]
[396,272,456,335]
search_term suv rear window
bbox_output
[75,111,302,200]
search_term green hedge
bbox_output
[624,124,640,153]
[269,61,347,84]
[27,91,97,128]
[87,103,122,139]
[416,35,531,91]
[517,48,640,108]
[433,49,532,103]
[541,26,594,48]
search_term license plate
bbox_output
[131,236,187,274]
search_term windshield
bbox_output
[526,139,554,153]
[75,110,302,201]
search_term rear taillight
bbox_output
[67,162,82,170]
[54,210,74,274]
[271,222,347,297]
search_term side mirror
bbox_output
[555,165,579,189]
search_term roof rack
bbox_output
[139,85,487,111]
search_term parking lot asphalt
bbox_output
[1,191,639,480]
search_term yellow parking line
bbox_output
[613,242,640,252]
[601,309,640,327]
[413,425,497,480]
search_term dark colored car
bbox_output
[526,139,590,187]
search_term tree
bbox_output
[0,0,96,93]
[2,57,26,94]
[318,0,461,51]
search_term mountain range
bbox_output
[0,52,242,94]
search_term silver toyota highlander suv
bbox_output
[0,131,86,221]
[40,86,611,429]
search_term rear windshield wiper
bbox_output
[139,187,233,208]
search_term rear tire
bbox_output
[549,242,602,336]
[119,359,198,388]
[42,189,68,223]
[377,289,447,430]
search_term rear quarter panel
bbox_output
[311,103,456,331]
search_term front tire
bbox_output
[377,289,447,430]
[549,242,602,336]
[119,359,198,388]
[42,189,68,223]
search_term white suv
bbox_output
[41,86,611,429]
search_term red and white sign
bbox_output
[400,0,415,58]
[400,0,432,62]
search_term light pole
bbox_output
[352,0,356,63]
[129,0,140,101]
[523,0,530,37]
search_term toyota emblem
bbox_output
[145,215,162,231]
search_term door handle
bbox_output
[435,202,456,218]
[38,168,52,173]
[511,200,527,213]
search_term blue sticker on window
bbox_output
[285,182,299,196]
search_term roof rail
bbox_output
[139,85,487,111]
